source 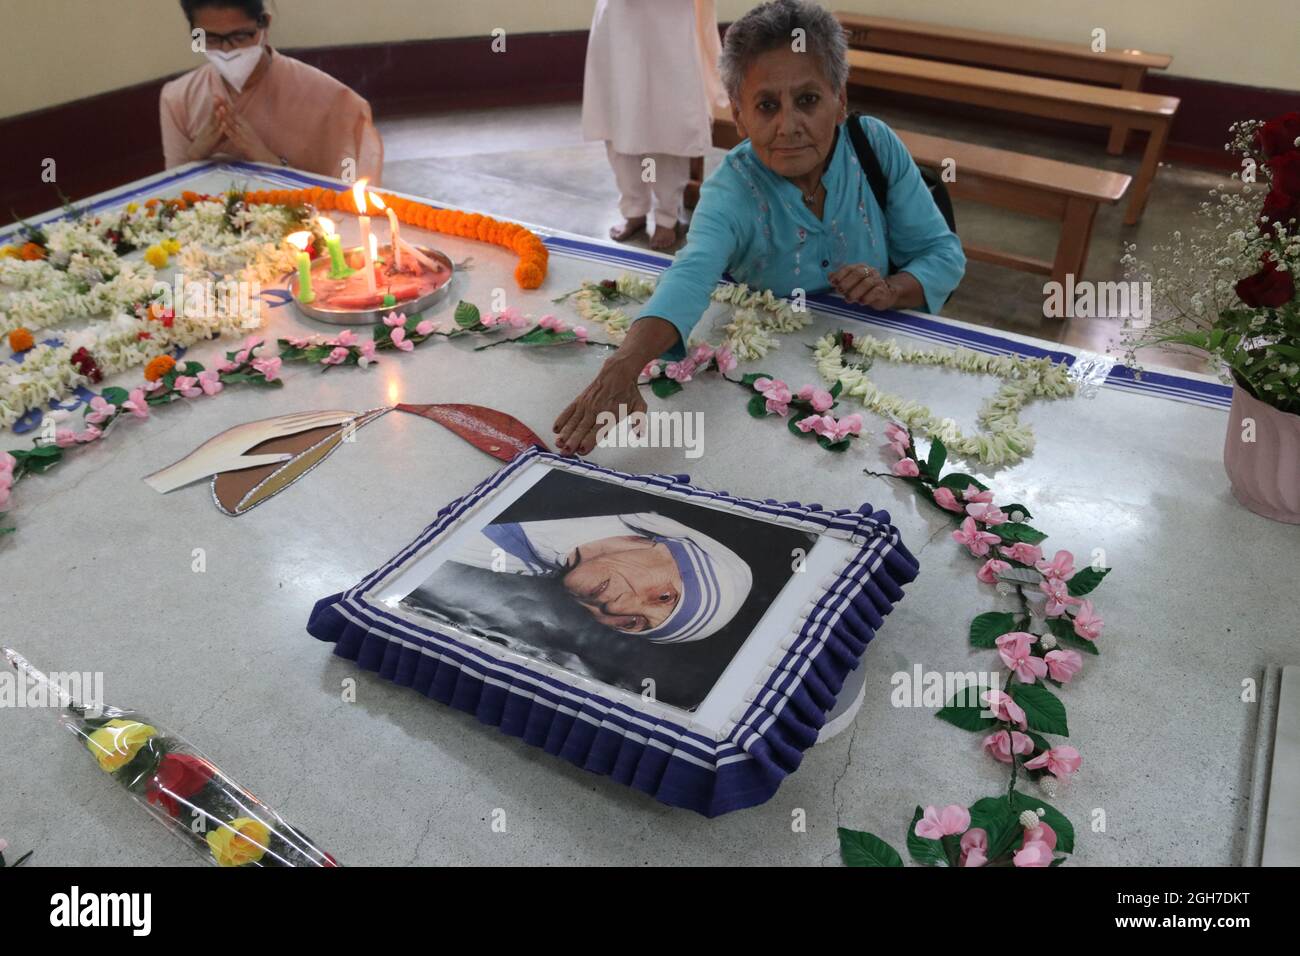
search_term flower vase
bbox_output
[1223,377,1300,523]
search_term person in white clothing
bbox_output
[582,0,727,250]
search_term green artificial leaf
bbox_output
[1000,503,1033,522]
[1026,730,1053,753]
[969,611,1017,649]
[0,525,14,536]
[453,300,481,328]
[905,806,949,866]
[925,436,947,479]
[741,372,775,388]
[838,828,904,867]
[830,380,843,399]
[816,434,851,453]
[1009,791,1075,854]
[938,472,987,493]
[968,796,1022,860]
[936,685,997,732]
[747,393,769,418]
[514,327,577,347]
[994,522,1049,545]
[651,377,683,399]
[1048,617,1100,655]
[1066,567,1110,597]
[788,415,815,437]
[99,386,129,407]
[1009,683,1069,736]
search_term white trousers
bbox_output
[604,143,690,232]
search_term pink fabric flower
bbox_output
[1037,549,1076,581]
[251,356,281,382]
[357,339,378,369]
[84,396,116,424]
[1000,542,1043,565]
[391,328,414,351]
[966,502,1008,526]
[932,486,964,512]
[666,359,697,384]
[142,379,166,393]
[838,413,864,435]
[714,345,737,374]
[322,347,349,365]
[173,375,202,399]
[285,336,312,349]
[884,422,910,449]
[1072,599,1104,641]
[690,344,715,366]
[795,415,822,433]
[1026,745,1082,778]
[914,804,971,840]
[888,440,908,459]
[241,335,264,352]
[997,631,1048,683]
[983,729,1034,764]
[952,516,1001,557]
[382,311,407,328]
[54,429,78,448]
[0,452,15,478]
[983,688,1028,730]
[415,319,436,336]
[796,385,835,412]
[121,388,150,419]
[1040,576,1078,618]
[334,329,358,347]
[962,484,994,504]
[641,361,662,379]
[197,369,223,395]
[217,360,238,373]
[892,457,920,478]
[1013,839,1054,867]
[0,482,9,510]
[959,827,988,867]
[1044,649,1083,683]
[1025,821,1057,851]
[481,313,499,328]
[499,306,529,329]
[76,425,102,443]
[755,377,792,415]
[573,326,588,342]
[976,558,1011,585]
[539,314,569,332]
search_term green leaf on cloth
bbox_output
[1048,617,1099,655]
[1066,567,1110,596]
[746,393,769,418]
[970,611,1017,648]
[514,327,577,347]
[454,300,481,328]
[741,372,775,388]
[1009,791,1075,854]
[969,796,1022,859]
[839,828,904,867]
[906,807,950,866]
[994,522,1049,545]
[925,436,947,479]
[937,685,997,732]
[1010,683,1069,736]
[938,472,988,493]
[650,377,683,399]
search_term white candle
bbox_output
[386,208,403,271]
[359,215,376,294]
[398,237,438,275]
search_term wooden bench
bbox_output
[711,107,1131,287]
[835,12,1172,155]
[845,49,1176,224]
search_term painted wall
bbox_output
[1,0,1296,119]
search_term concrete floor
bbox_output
[379,100,1223,372]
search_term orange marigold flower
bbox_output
[144,355,177,382]
[18,242,47,261]
[8,328,35,352]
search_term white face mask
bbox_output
[205,33,265,92]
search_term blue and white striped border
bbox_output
[5,161,1231,411]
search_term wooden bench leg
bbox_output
[1107,69,1145,155]
[1053,196,1100,288]
[1125,119,1170,225]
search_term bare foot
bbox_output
[609,217,646,242]
[649,223,682,251]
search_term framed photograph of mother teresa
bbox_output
[308,449,918,816]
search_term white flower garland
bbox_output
[813,333,1076,466]
[570,272,811,359]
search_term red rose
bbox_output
[1269,151,1300,197]
[70,347,103,384]
[155,752,215,797]
[1261,187,1300,229]
[1235,256,1295,309]
[841,331,855,350]
[1257,112,1300,158]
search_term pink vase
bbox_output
[1222,381,1300,523]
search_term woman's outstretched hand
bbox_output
[553,316,680,455]
[829,264,924,311]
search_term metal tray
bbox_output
[288,244,455,326]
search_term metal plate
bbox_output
[288,244,455,326]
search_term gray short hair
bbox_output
[719,0,849,103]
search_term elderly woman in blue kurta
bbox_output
[554,0,965,454]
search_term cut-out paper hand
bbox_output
[143,409,360,493]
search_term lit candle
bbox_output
[354,180,377,295]
[370,193,402,271]
[317,216,352,278]
[397,237,437,275]
[286,231,315,303]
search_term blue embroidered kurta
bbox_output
[637,114,965,354]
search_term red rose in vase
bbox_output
[1269,151,1300,198]
[1261,187,1299,229]
[145,753,216,818]
[1235,256,1296,309]
[1257,112,1300,158]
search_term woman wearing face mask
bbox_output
[553,0,965,455]
[160,0,383,183]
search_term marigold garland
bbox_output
[241,187,549,290]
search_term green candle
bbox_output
[296,252,315,303]
[325,235,353,278]
[382,293,396,307]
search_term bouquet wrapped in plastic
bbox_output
[4,647,338,867]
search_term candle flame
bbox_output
[285,231,312,251]
[370,192,387,211]
[352,178,370,214]
[316,216,336,236]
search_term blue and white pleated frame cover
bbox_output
[307,449,919,816]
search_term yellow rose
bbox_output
[162,238,181,255]
[85,719,158,774]
[143,244,169,268]
[207,818,271,867]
